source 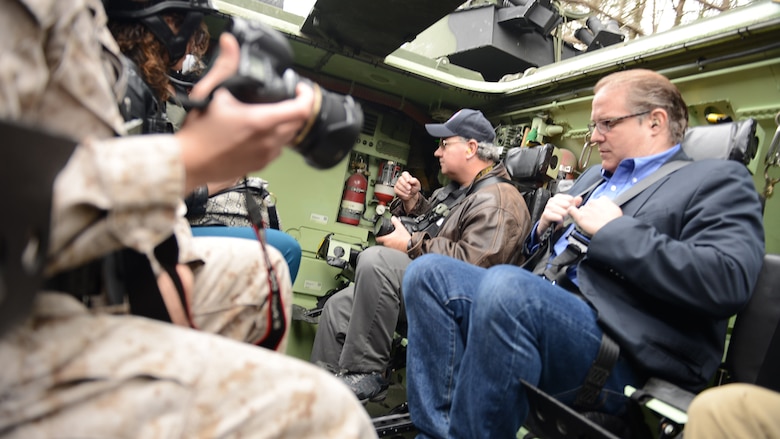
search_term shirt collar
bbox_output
[600,144,682,181]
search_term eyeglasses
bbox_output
[438,138,467,149]
[587,111,651,135]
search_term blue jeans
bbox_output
[190,226,302,282]
[403,254,643,439]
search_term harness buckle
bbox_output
[565,226,592,255]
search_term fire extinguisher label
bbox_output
[340,200,365,211]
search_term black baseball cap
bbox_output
[425,109,496,143]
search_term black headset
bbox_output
[103,0,217,63]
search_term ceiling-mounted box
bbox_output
[433,4,578,81]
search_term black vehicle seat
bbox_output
[503,142,560,224]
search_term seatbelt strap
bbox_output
[467,176,513,196]
[3,119,76,336]
[542,227,590,285]
[153,235,193,327]
[756,318,780,391]
[123,235,192,327]
[409,180,476,238]
[266,202,280,230]
[426,176,513,237]
[575,332,621,409]
[611,159,690,206]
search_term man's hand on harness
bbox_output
[537,193,583,238]
[537,195,622,287]
[567,196,623,237]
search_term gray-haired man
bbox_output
[311,109,533,402]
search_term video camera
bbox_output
[220,17,364,170]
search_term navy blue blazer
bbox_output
[560,149,764,391]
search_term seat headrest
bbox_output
[680,118,758,165]
[0,120,76,337]
[504,143,559,182]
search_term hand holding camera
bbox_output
[374,215,419,238]
[181,17,363,191]
[374,216,415,251]
[217,17,363,170]
[179,32,315,192]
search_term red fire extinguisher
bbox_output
[338,158,368,226]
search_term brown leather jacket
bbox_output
[390,163,531,267]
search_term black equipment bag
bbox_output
[0,120,77,337]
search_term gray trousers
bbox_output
[311,246,411,373]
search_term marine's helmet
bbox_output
[103,0,218,62]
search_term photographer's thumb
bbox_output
[190,33,241,101]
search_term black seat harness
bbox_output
[415,175,513,238]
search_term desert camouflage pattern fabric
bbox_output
[0,294,376,438]
[188,235,293,349]
[1,0,292,348]
[0,0,376,437]
[0,0,181,272]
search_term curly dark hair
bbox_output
[109,12,186,102]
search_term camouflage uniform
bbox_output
[0,0,376,437]
[6,0,294,348]
[686,383,780,439]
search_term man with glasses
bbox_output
[311,109,532,403]
[401,69,765,438]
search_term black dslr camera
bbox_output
[374,215,420,237]
[221,17,363,169]
[373,203,451,237]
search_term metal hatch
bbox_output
[300,0,465,58]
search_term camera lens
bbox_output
[373,217,395,237]
[224,17,363,170]
[291,80,363,169]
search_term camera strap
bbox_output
[244,180,287,351]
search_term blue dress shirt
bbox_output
[530,144,682,286]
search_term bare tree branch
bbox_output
[561,0,646,36]
[693,0,728,11]
[556,0,752,47]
